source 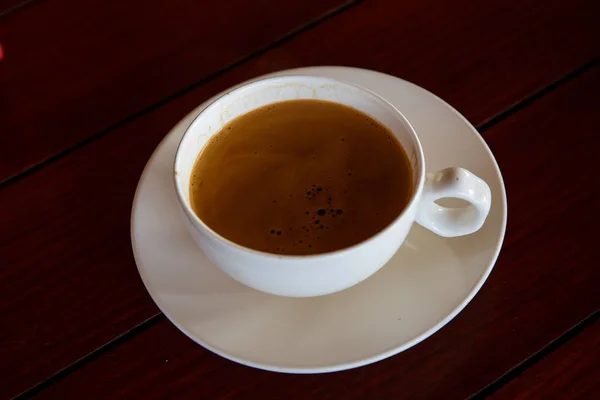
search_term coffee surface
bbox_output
[190,99,413,255]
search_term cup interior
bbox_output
[175,76,423,217]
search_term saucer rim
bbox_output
[131,66,507,373]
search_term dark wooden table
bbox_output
[1,0,599,398]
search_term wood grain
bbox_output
[30,65,600,399]
[0,0,351,181]
[2,0,599,397]
[2,0,600,183]
[490,317,600,400]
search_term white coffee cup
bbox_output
[174,76,491,297]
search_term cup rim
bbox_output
[173,75,426,260]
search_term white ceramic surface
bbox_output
[173,75,491,297]
[131,66,507,372]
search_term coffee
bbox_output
[189,99,413,255]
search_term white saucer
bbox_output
[131,67,507,373]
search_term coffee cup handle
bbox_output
[415,167,492,237]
